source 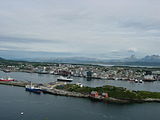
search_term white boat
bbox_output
[57,76,73,82]
[139,80,143,83]
[76,82,83,87]
[134,79,138,83]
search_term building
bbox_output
[87,71,92,78]
[90,91,99,98]
[102,93,109,98]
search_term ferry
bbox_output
[0,77,15,81]
[143,75,156,82]
[25,84,41,93]
[57,76,73,82]
[2,69,11,73]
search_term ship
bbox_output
[0,77,15,81]
[143,75,156,82]
[25,83,41,93]
[2,69,11,73]
[57,76,73,82]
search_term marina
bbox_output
[1,77,160,103]
[1,71,160,92]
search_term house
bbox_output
[76,82,83,87]
[90,91,99,98]
[102,93,109,98]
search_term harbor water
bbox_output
[0,85,160,120]
[0,71,160,120]
[0,71,160,92]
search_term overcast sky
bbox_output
[0,0,160,58]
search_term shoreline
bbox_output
[1,81,160,104]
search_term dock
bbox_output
[0,80,28,87]
[0,80,89,98]
[1,80,160,103]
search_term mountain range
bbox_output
[1,54,160,66]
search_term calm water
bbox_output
[1,71,160,120]
[0,85,160,120]
[0,71,160,92]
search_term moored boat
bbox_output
[143,75,156,82]
[57,76,73,82]
[134,79,138,83]
[25,84,41,93]
[2,69,11,73]
[139,80,143,83]
[0,77,15,81]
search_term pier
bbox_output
[0,80,89,98]
[1,80,160,103]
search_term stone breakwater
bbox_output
[1,81,160,104]
[45,89,89,98]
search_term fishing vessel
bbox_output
[0,77,15,81]
[57,76,73,82]
[25,83,41,93]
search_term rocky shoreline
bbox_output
[1,81,160,104]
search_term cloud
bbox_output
[0,0,160,57]
[128,48,138,53]
[0,36,63,44]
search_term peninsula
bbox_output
[1,80,160,103]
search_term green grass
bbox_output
[56,84,160,100]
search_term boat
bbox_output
[2,69,11,73]
[143,75,156,82]
[57,76,73,82]
[0,77,15,81]
[139,80,143,83]
[25,83,41,93]
[134,79,138,83]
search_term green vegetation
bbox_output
[56,84,160,100]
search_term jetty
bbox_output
[0,80,28,87]
[1,80,160,103]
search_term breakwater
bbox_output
[1,81,160,104]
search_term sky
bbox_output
[0,0,160,58]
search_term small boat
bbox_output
[57,76,73,82]
[139,80,143,83]
[134,79,138,83]
[0,77,15,81]
[76,82,83,87]
[25,83,41,93]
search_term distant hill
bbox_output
[103,55,160,66]
[24,55,160,66]
[124,55,138,62]
[118,55,160,63]
[140,55,160,62]
[0,57,5,60]
[0,55,160,67]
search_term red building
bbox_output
[90,91,99,98]
[102,93,109,98]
